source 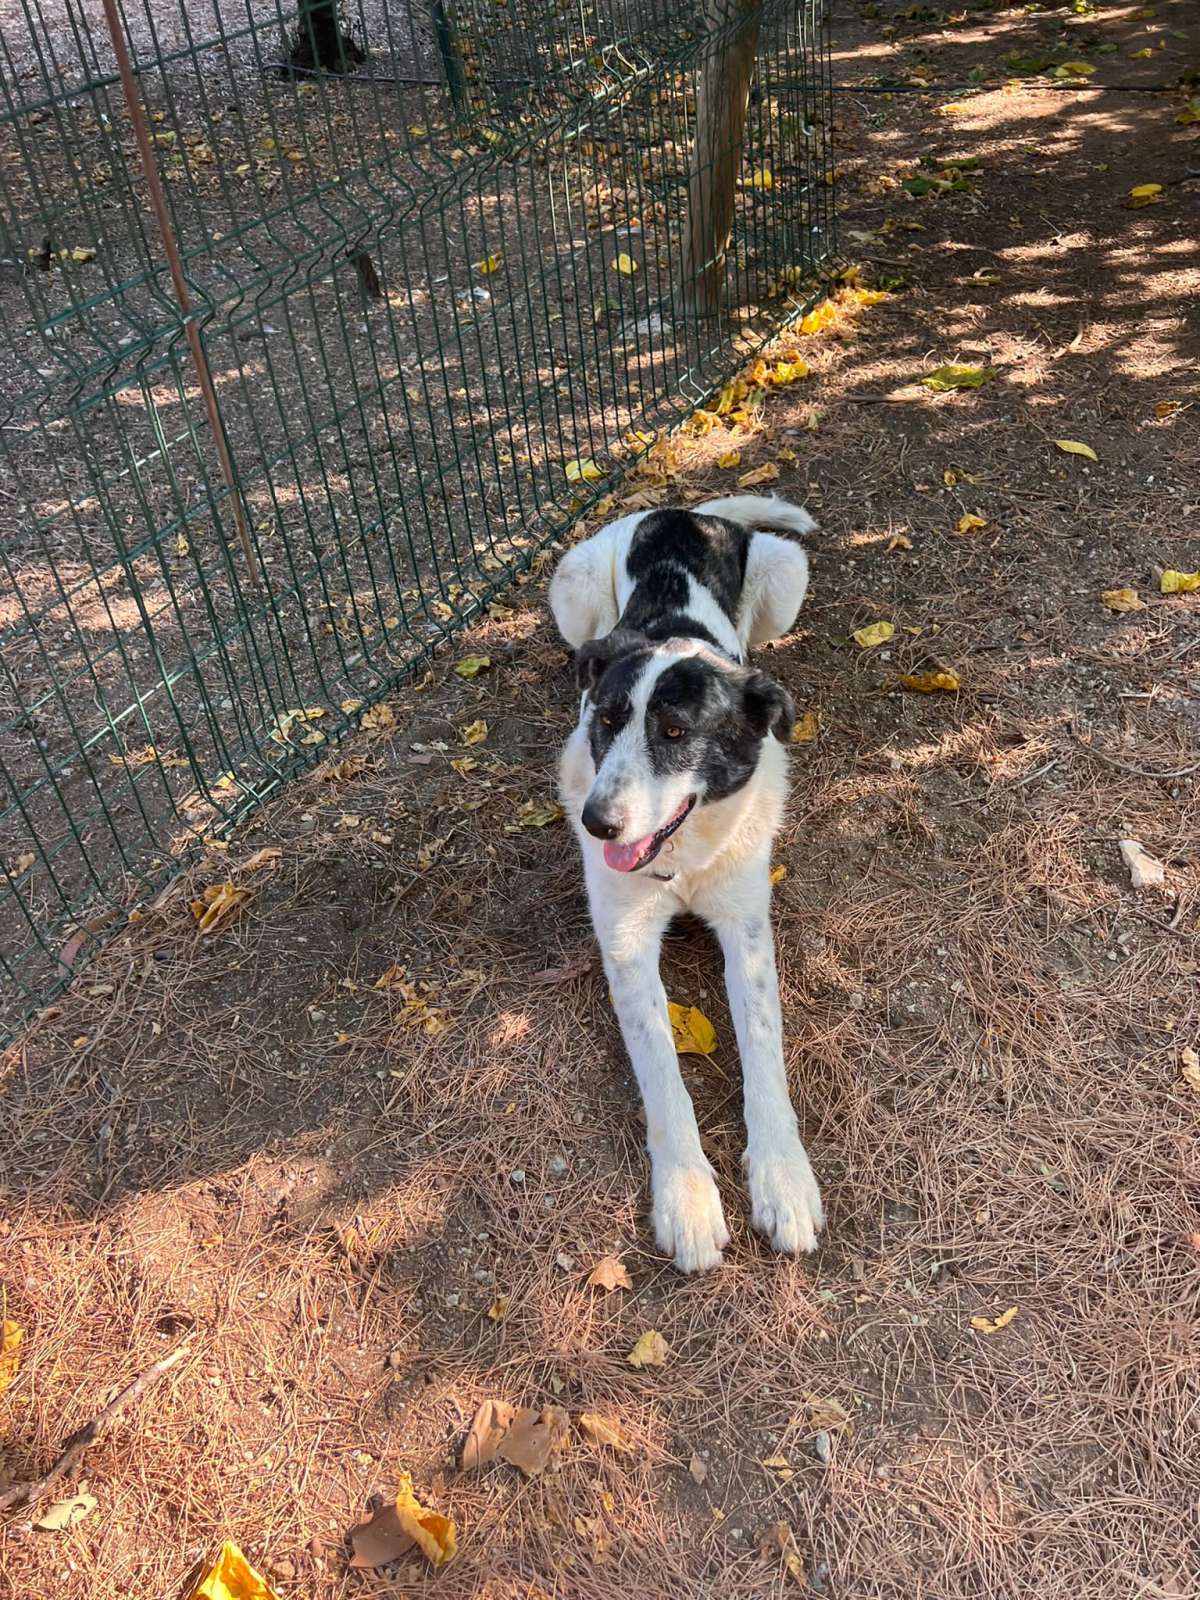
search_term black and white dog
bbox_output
[550,494,823,1272]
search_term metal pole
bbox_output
[98,0,261,590]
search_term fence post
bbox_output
[682,0,762,318]
[98,0,260,589]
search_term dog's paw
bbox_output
[746,1143,824,1256]
[651,1163,730,1273]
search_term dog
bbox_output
[549,493,824,1272]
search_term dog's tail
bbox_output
[695,493,816,539]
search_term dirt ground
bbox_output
[3,2,1199,1596]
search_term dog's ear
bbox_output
[575,629,646,694]
[741,669,795,743]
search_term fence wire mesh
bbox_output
[0,0,835,1039]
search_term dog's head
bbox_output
[574,630,793,873]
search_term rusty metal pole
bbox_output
[98,0,261,590]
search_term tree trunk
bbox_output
[681,0,762,318]
[288,0,365,74]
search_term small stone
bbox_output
[848,992,865,1010]
[547,1154,568,1177]
[385,1349,403,1370]
[510,1169,526,1185]
[555,1252,575,1272]
[813,1430,832,1464]
[445,1292,460,1307]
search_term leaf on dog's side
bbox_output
[454,655,491,678]
[1161,569,1200,594]
[899,670,960,693]
[628,1329,670,1368]
[579,1412,633,1452]
[791,710,820,744]
[1101,588,1145,613]
[187,1540,280,1597]
[0,1318,22,1394]
[587,1254,633,1291]
[971,1304,1019,1335]
[852,620,894,649]
[667,1002,716,1056]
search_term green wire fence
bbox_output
[0,0,835,1039]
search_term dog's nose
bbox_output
[581,798,623,840]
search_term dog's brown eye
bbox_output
[663,725,686,740]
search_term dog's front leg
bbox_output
[705,869,824,1256]
[594,894,730,1273]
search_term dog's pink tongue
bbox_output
[604,835,653,872]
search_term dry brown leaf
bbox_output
[460,718,489,745]
[579,1412,633,1452]
[760,1521,806,1584]
[240,846,282,874]
[350,1475,455,1569]
[627,1329,670,1368]
[688,1454,707,1484]
[899,670,960,693]
[317,755,368,781]
[1101,588,1145,613]
[954,513,987,535]
[348,1504,416,1570]
[486,1296,509,1322]
[498,1406,570,1476]
[971,1304,1019,1335]
[737,462,781,488]
[461,1397,517,1470]
[189,881,250,934]
[530,953,595,985]
[1180,1046,1200,1093]
[35,1492,98,1533]
[795,1392,854,1436]
[886,533,914,552]
[1119,838,1166,890]
[587,1254,632,1291]
[360,701,396,731]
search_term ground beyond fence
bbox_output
[0,0,834,1036]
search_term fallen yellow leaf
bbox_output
[1177,98,1200,126]
[450,756,478,775]
[769,864,787,885]
[1154,400,1180,419]
[35,1492,99,1533]
[937,102,969,115]
[461,718,489,745]
[791,709,820,744]
[0,1319,22,1394]
[565,458,604,483]
[772,357,810,382]
[487,1296,508,1321]
[853,620,895,649]
[737,462,781,488]
[189,881,251,935]
[799,299,836,335]
[954,513,988,535]
[189,1540,280,1599]
[762,1521,807,1584]
[1101,588,1145,613]
[971,1304,1020,1335]
[394,1473,457,1567]
[716,448,742,469]
[1055,439,1099,462]
[579,1412,633,1452]
[454,654,492,677]
[667,1001,716,1056]
[613,252,639,275]
[627,1329,670,1368]
[360,701,396,731]
[899,670,960,693]
[921,364,995,392]
[516,799,564,827]
[1161,570,1200,594]
[476,253,502,274]
[886,533,914,553]
[749,168,773,189]
[1055,60,1095,76]
[851,288,890,306]
[1128,182,1163,206]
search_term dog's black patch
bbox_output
[621,509,750,645]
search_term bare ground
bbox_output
[3,2,1200,1596]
